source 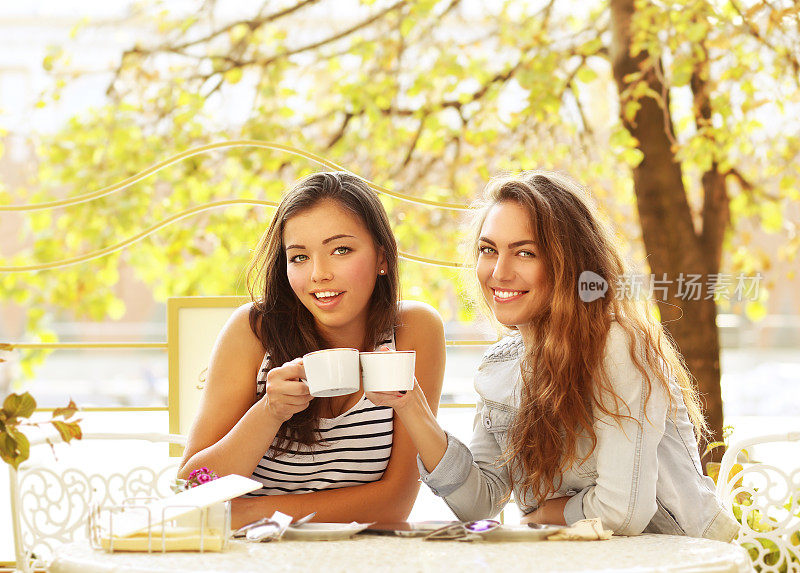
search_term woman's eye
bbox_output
[478,246,495,255]
[519,250,536,258]
[289,254,308,263]
[333,246,351,255]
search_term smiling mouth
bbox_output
[313,291,344,301]
[492,289,528,300]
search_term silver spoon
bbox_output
[289,511,316,527]
[527,523,562,530]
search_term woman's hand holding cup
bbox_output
[363,345,419,411]
[365,377,423,412]
[262,358,313,422]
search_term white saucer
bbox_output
[283,522,371,541]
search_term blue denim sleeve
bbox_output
[417,431,474,497]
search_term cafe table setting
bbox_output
[46,474,752,573]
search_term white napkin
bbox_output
[547,518,613,541]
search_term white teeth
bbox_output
[494,290,524,299]
[314,291,342,299]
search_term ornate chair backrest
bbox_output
[716,431,800,572]
[9,432,186,573]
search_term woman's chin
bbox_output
[493,313,524,329]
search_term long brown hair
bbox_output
[247,172,399,454]
[470,171,707,506]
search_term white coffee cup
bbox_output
[359,350,416,392]
[302,348,360,397]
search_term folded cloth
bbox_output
[547,518,613,541]
[100,527,225,552]
[244,511,293,542]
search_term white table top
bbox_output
[49,534,752,573]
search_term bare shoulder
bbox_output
[395,301,445,408]
[398,300,444,328]
[398,300,444,340]
[212,302,264,360]
[396,300,445,349]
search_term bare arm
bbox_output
[178,304,312,479]
[366,304,449,473]
[369,380,448,472]
[231,301,446,527]
[521,497,569,526]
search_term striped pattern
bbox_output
[247,399,393,495]
[248,335,395,496]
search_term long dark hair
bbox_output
[246,172,399,454]
[470,171,706,505]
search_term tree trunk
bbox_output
[609,0,724,463]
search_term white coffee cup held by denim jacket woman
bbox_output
[366,171,740,541]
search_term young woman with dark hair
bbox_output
[179,172,445,527]
[368,171,739,540]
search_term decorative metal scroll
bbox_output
[717,432,800,572]
[13,436,183,571]
[18,463,179,566]
[0,141,471,273]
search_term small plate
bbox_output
[480,524,563,541]
[283,522,371,541]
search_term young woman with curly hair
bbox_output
[369,171,738,540]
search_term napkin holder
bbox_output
[88,474,262,553]
[89,499,230,553]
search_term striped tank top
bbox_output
[247,334,395,496]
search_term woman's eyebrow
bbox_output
[285,234,357,251]
[478,237,536,248]
[322,234,356,245]
[508,240,536,248]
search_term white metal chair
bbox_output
[716,430,800,573]
[9,432,186,573]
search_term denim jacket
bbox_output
[419,324,739,541]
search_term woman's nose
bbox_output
[491,254,514,281]
[311,259,333,282]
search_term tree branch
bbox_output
[259,0,407,64]
[728,0,800,80]
[106,0,401,97]
[725,167,780,201]
[390,113,428,178]
[167,0,321,53]
[326,112,353,149]
[568,81,593,136]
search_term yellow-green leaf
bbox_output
[576,66,598,83]
[2,392,36,420]
[761,202,783,233]
[52,399,79,420]
[224,67,243,85]
[51,420,83,443]
[0,427,30,470]
[745,300,767,322]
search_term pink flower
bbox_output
[178,467,218,489]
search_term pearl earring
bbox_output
[379,269,386,275]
